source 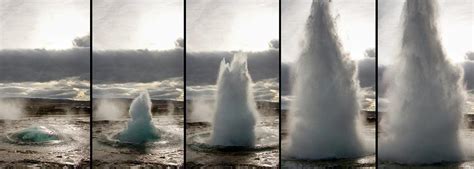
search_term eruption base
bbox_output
[6,126,65,145]
[188,129,278,153]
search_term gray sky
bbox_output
[0,0,90,49]
[93,0,183,50]
[186,0,279,52]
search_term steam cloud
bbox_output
[0,99,24,120]
[93,99,126,121]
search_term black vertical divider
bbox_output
[375,0,379,167]
[278,0,282,167]
[183,0,187,168]
[89,0,93,167]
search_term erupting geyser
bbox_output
[286,0,365,159]
[117,91,160,144]
[380,0,466,164]
[210,52,258,147]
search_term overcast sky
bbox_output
[187,0,279,52]
[0,0,89,49]
[93,0,183,50]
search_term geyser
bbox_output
[380,0,466,164]
[210,52,258,147]
[8,126,61,144]
[286,0,365,159]
[117,91,160,144]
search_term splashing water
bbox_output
[380,0,466,164]
[210,52,259,147]
[286,0,366,159]
[117,91,160,144]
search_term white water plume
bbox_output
[210,52,259,147]
[380,0,467,164]
[286,0,366,159]
[117,91,159,144]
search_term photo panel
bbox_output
[378,0,474,167]
[281,0,376,167]
[0,0,91,167]
[92,0,184,167]
[185,0,280,167]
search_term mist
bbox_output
[93,99,126,121]
[0,99,24,120]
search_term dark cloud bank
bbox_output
[93,49,184,84]
[0,48,90,82]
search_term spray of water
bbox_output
[286,0,366,159]
[0,99,24,120]
[380,0,466,164]
[118,91,160,144]
[210,52,258,147]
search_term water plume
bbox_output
[117,91,160,144]
[286,0,365,159]
[210,52,258,147]
[380,0,466,164]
